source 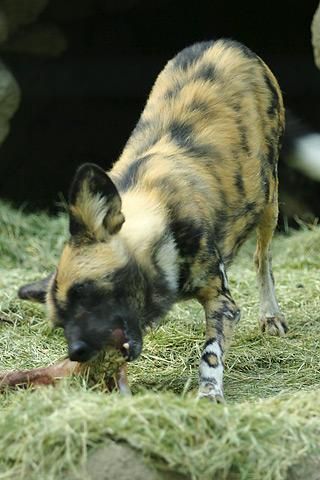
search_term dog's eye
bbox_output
[72,281,92,294]
[68,282,92,302]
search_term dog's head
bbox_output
[47,163,146,362]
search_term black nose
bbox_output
[68,340,92,362]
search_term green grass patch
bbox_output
[0,201,320,479]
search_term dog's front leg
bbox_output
[196,273,240,402]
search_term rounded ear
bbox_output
[68,163,125,240]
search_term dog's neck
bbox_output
[118,188,179,294]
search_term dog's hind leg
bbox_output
[254,199,287,336]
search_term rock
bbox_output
[83,449,320,480]
[0,0,50,152]
[287,457,320,480]
[0,0,48,38]
[83,440,189,480]
[0,61,20,144]
[311,2,320,69]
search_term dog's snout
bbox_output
[68,340,92,362]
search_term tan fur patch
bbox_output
[207,353,219,367]
[70,179,124,240]
[70,182,109,241]
[119,190,166,266]
[55,239,129,304]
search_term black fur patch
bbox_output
[69,163,119,206]
[169,120,193,145]
[188,99,210,113]
[263,73,280,116]
[213,209,228,246]
[203,337,217,350]
[152,176,179,200]
[234,171,245,196]
[128,119,162,157]
[173,41,214,70]
[117,155,151,191]
[146,273,176,323]
[111,260,144,300]
[164,83,183,100]
[168,120,217,159]
[170,219,204,259]
[230,102,241,112]
[201,351,219,367]
[67,279,107,312]
[208,311,224,337]
[237,121,250,154]
[195,64,217,83]
[260,162,270,201]
[233,210,262,253]
[69,216,87,238]
[18,274,53,304]
[266,135,277,166]
[225,39,257,59]
[164,44,216,99]
[200,377,218,385]
[203,335,224,357]
[170,219,204,290]
[245,201,257,213]
[152,167,213,209]
[113,258,174,328]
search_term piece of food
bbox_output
[0,357,81,388]
[86,348,131,395]
[0,348,131,395]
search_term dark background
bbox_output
[0,0,319,211]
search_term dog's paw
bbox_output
[260,313,288,336]
[198,383,225,403]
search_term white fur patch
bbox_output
[156,236,179,292]
[200,341,223,389]
[219,262,229,290]
[203,341,222,356]
[199,361,223,385]
[290,134,320,181]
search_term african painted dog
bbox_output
[22,39,287,401]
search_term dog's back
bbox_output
[111,39,285,266]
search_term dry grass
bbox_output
[0,201,320,479]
